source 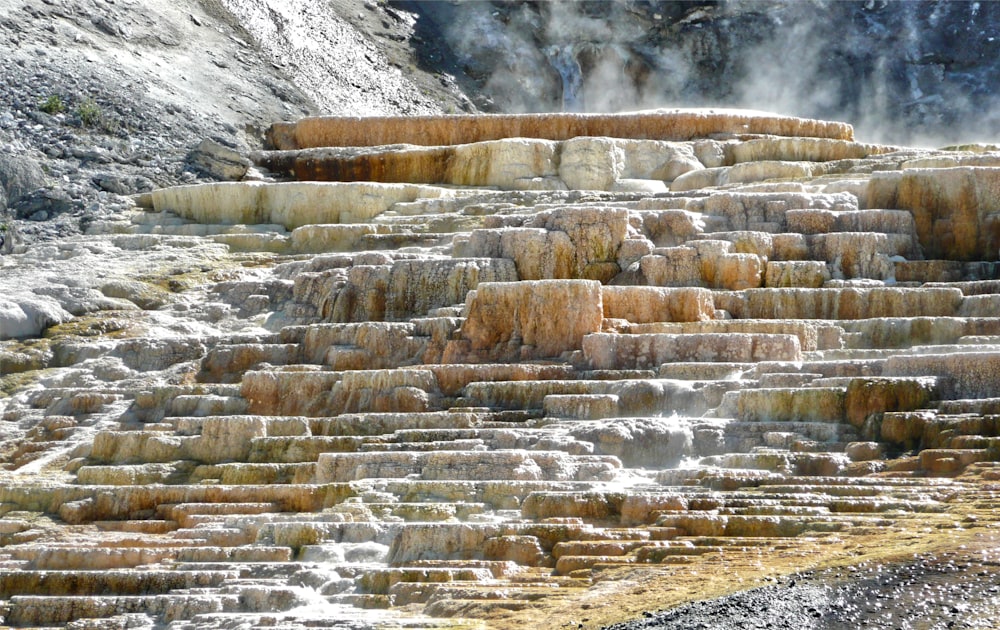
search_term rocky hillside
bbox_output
[0,0,469,245]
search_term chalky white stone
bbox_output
[1,108,999,628]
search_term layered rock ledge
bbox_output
[1,108,999,629]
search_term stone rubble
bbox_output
[1,108,1000,628]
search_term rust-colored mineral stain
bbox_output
[266,109,855,150]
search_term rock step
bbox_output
[158,503,281,528]
[836,316,1000,349]
[631,544,727,564]
[88,424,312,467]
[885,350,1000,399]
[383,522,681,564]
[357,567,497,595]
[460,378,710,416]
[781,208,916,235]
[7,547,189,570]
[189,462,316,485]
[760,358,886,379]
[74,463,193,486]
[167,527,256,546]
[288,223,454,255]
[248,436,373,462]
[735,387,847,423]
[310,412,488,438]
[805,348,923,361]
[357,439,487,453]
[2,484,354,521]
[629,320,825,352]
[198,344,302,383]
[555,555,636,575]
[2,588,304,626]
[315,450,620,483]
[699,447,850,476]
[938,398,1000,414]
[265,110,854,151]
[650,512,895,537]
[0,570,237,597]
[389,582,562,607]
[717,286,965,320]
[255,520,394,549]
[150,181,467,231]
[583,333,803,370]
[5,594,240,627]
[551,539,653,559]
[166,394,249,418]
[354,502,490,522]
[723,420,860,445]
[658,362,753,380]
[94,520,179,534]
[355,479,607,508]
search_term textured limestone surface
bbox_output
[1,108,1000,629]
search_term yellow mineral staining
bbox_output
[266,108,855,150]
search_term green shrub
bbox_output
[76,98,102,127]
[39,94,66,115]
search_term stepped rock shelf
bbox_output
[2,108,1000,628]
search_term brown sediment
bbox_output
[265,108,855,150]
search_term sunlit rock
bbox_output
[6,107,1000,629]
[867,167,1000,260]
[564,417,693,467]
[0,295,73,340]
[267,109,854,150]
[151,182,456,229]
[601,286,715,323]
[331,257,517,322]
[451,280,603,362]
[885,351,1000,399]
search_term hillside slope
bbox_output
[0,0,470,245]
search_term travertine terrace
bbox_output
[2,108,1000,628]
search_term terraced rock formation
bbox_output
[2,108,1000,629]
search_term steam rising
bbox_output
[437,0,1000,146]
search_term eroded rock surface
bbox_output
[1,109,1000,629]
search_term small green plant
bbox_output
[39,94,66,115]
[76,97,103,127]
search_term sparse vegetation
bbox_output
[75,97,103,127]
[38,94,66,115]
[73,97,121,134]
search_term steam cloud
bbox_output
[437,0,1000,146]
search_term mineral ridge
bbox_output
[1,109,1000,628]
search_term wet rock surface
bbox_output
[3,108,1000,629]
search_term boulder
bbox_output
[0,153,47,211]
[186,138,251,181]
